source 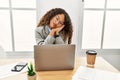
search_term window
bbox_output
[0,10,12,51]
[13,10,36,51]
[11,0,36,8]
[107,0,120,9]
[83,0,120,49]
[103,11,120,49]
[82,11,103,49]
[0,0,36,52]
[0,0,9,7]
[84,0,105,8]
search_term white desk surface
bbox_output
[0,56,119,80]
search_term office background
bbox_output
[0,0,120,70]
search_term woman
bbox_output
[35,8,73,45]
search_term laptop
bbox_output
[34,44,75,71]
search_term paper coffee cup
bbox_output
[86,50,97,67]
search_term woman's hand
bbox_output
[49,25,64,37]
[55,25,64,35]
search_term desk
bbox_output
[0,56,119,80]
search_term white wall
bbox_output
[37,0,83,54]
[101,55,120,71]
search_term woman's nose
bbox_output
[55,20,59,24]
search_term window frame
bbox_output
[0,0,120,56]
[0,0,36,54]
[77,0,120,55]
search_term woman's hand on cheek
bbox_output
[56,25,65,35]
[49,25,64,36]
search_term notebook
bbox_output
[72,66,120,80]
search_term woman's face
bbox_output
[49,14,65,29]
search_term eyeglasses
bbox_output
[55,16,64,26]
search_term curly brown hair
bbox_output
[37,8,73,44]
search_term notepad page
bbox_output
[72,66,120,80]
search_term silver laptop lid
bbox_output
[34,44,75,71]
